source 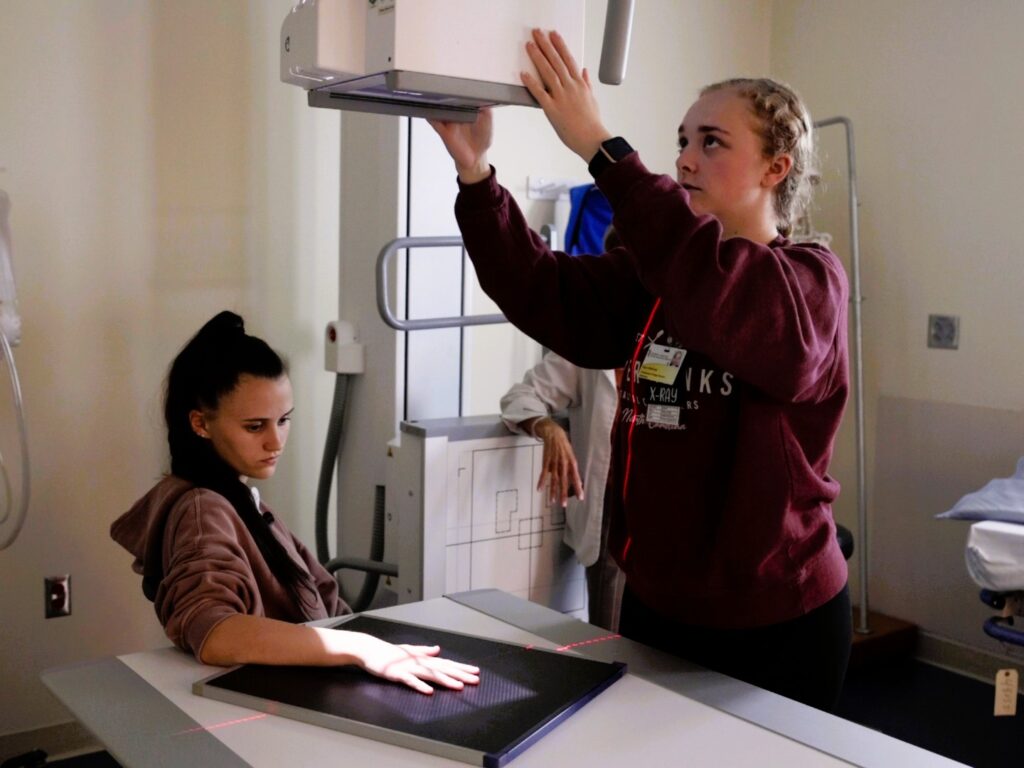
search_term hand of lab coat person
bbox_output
[531,416,585,508]
[520,29,612,163]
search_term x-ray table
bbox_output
[41,590,967,767]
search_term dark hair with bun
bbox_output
[163,311,306,594]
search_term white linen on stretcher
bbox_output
[966,520,1024,592]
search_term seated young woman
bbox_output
[112,310,479,695]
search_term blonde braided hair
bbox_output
[701,78,817,237]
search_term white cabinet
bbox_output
[384,417,586,618]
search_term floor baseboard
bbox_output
[849,608,918,667]
[916,630,1024,685]
[0,721,100,764]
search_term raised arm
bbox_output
[519,28,612,164]
[428,107,494,185]
[517,30,847,402]
[427,31,651,368]
[430,28,609,175]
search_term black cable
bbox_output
[315,374,396,611]
[315,374,349,563]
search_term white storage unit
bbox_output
[384,416,586,618]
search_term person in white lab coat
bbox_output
[501,351,625,632]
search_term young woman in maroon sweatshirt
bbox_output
[431,30,851,710]
[112,311,479,695]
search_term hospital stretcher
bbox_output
[966,521,1024,646]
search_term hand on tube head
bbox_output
[345,632,481,696]
[428,108,494,185]
[521,29,613,163]
[533,417,585,508]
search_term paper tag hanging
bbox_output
[994,668,1018,717]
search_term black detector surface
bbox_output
[193,615,626,767]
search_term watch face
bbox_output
[602,137,632,161]
[590,138,633,178]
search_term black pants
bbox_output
[619,584,852,711]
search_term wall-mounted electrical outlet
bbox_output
[45,575,71,618]
[927,314,959,350]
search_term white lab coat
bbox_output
[500,352,617,567]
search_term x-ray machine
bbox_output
[282,0,635,616]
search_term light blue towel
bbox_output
[937,457,1024,525]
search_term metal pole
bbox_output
[814,116,870,634]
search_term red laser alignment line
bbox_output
[524,634,621,653]
[554,633,622,652]
[176,712,269,736]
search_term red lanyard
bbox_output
[622,297,661,502]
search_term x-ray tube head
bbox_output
[280,0,630,121]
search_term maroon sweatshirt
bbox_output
[455,154,849,628]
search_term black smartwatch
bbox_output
[588,136,634,178]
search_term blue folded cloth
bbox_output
[937,457,1024,524]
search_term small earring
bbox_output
[195,431,209,439]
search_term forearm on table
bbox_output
[198,613,367,668]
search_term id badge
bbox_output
[646,404,680,427]
[638,343,686,385]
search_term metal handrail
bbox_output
[375,236,507,331]
[815,116,869,635]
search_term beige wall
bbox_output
[0,0,339,739]
[771,0,1024,653]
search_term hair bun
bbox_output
[196,311,245,342]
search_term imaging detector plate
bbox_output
[193,615,626,767]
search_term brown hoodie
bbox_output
[111,475,349,658]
